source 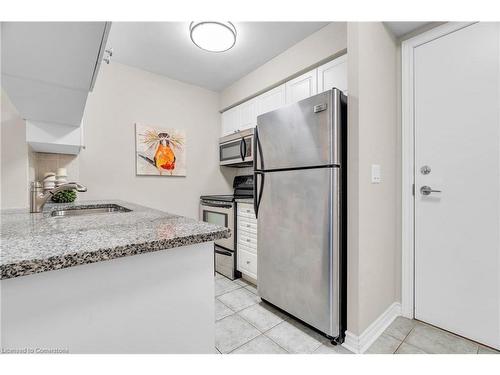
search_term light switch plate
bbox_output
[371,164,381,184]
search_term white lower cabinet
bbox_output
[237,203,258,280]
[238,250,257,279]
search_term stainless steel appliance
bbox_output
[200,175,254,279]
[219,128,254,167]
[254,88,347,344]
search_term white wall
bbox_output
[1,90,30,209]
[220,22,347,109]
[346,22,399,335]
[79,62,235,219]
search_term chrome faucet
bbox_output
[30,181,87,213]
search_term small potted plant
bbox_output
[51,190,77,203]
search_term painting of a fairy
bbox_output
[135,124,186,176]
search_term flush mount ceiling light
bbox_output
[189,22,236,52]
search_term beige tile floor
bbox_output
[214,273,500,354]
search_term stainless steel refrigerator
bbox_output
[254,88,347,344]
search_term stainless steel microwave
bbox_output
[219,128,254,167]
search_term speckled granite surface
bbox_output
[1,200,229,280]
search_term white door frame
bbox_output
[400,22,477,318]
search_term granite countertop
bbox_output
[0,200,230,280]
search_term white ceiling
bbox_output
[106,22,329,92]
[384,22,432,38]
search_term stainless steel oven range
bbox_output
[199,175,253,279]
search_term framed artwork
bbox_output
[135,123,186,176]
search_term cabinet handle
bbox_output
[246,224,250,227]
[246,239,250,242]
[246,261,250,264]
[246,209,250,213]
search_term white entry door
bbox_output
[414,22,500,350]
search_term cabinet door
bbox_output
[318,55,348,94]
[285,69,318,105]
[237,203,258,279]
[256,84,286,117]
[1,22,110,91]
[240,98,258,130]
[221,111,230,136]
[237,202,256,217]
[1,22,110,127]
[238,249,257,279]
[221,106,241,136]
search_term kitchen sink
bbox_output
[50,204,132,217]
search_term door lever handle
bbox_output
[420,185,442,196]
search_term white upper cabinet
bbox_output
[220,55,347,137]
[221,106,241,136]
[1,22,110,91]
[239,97,258,129]
[221,85,285,136]
[1,22,111,127]
[1,22,111,155]
[317,54,348,94]
[256,84,286,117]
[2,75,89,127]
[285,69,318,105]
[26,121,83,155]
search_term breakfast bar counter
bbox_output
[0,200,227,353]
[1,200,229,279]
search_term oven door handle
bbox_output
[201,202,233,209]
[215,248,233,257]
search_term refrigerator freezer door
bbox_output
[255,89,343,171]
[257,167,340,336]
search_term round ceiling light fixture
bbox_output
[189,22,237,52]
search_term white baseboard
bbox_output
[342,302,401,354]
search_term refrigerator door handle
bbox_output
[254,126,264,170]
[253,171,265,218]
[331,88,344,165]
[253,171,259,214]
